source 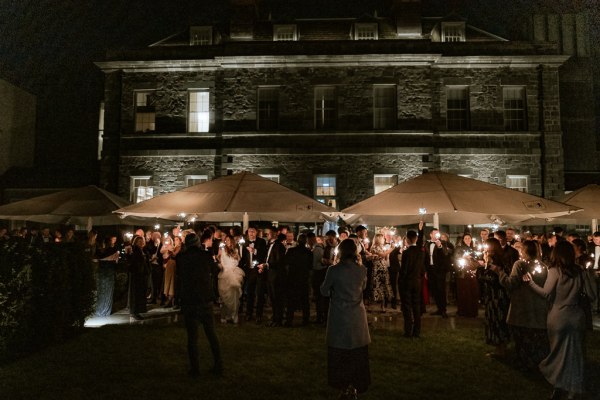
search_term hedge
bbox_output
[0,238,95,361]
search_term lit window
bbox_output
[373,85,396,129]
[134,91,156,133]
[354,23,378,40]
[190,26,212,46]
[503,86,527,131]
[131,176,154,203]
[442,22,465,42]
[506,175,528,193]
[315,175,337,208]
[259,174,280,183]
[446,86,469,130]
[374,174,398,194]
[185,175,208,187]
[257,87,279,130]
[315,86,336,130]
[274,25,297,41]
[189,90,210,132]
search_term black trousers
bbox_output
[268,269,287,324]
[245,269,267,318]
[150,263,163,302]
[286,282,310,324]
[183,304,222,373]
[389,267,399,305]
[400,280,422,337]
[312,268,330,323]
[427,266,447,313]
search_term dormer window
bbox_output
[441,22,465,42]
[273,25,297,41]
[190,26,212,46]
[354,23,378,40]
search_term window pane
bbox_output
[506,175,528,193]
[258,88,279,130]
[374,174,398,194]
[189,91,210,132]
[274,25,296,41]
[373,86,396,129]
[503,87,527,131]
[315,87,336,130]
[316,176,336,196]
[355,24,377,40]
[446,87,469,130]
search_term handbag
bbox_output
[578,271,594,331]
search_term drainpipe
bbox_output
[537,64,546,198]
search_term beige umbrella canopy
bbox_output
[342,172,581,226]
[115,171,338,223]
[0,185,163,226]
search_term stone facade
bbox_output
[97,3,570,214]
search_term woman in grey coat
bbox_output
[321,238,371,399]
[524,240,594,400]
[494,240,549,370]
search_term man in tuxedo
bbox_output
[400,221,425,337]
[388,234,402,310]
[244,226,268,323]
[258,227,287,327]
[177,231,222,378]
[494,230,519,270]
[355,225,373,302]
[424,227,451,318]
[588,231,600,313]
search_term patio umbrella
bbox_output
[341,172,581,226]
[524,184,600,231]
[115,171,339,223]
[0,185,165,226]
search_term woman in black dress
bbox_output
[479,237,511,358]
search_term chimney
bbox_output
[230,0,259,40]
[393,0,422,38]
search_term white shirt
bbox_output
[429,242,436,266]
[594,246,600,269]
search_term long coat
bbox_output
[321,259,370,350]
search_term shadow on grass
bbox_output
[0,320,599,400]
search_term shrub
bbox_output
[0,238,95,361]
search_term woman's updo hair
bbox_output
[338,238,358,262]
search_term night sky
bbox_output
[0,0,597,188]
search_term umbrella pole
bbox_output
[433,213,440,229]
[593,218,598,233]
[243,212,249,233]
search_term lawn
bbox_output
[1,317,599,400]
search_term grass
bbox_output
[0,317,599,400]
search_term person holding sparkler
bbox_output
[454,233,479,318]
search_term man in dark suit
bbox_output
[284,233,312,326]
[494,230,519,269]
[588,231,600,313]
[258,227,287,327]
[400,221,425,337]
[176,231,222,378]
[424,227,451,318]
[244,226,268,323]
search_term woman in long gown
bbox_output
[524,240,593,399]
[370,234,393,312]
[478,238,511,358]
[217,235,245,324]
[454,233,480,317]
[161,236,181,308]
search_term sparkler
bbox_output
[238,238,245,245]
[219,242,226,249]
[154,224,160,230]
[418,208,427,215]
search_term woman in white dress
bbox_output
[217,235,245,323]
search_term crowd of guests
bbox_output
[1,222,598,398]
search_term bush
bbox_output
[0,238,95,361]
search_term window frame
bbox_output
[130,176,154,203]
[134,90,156,133]
[314,175,337,209]
[441,22,466,42]
[190,26,213,46]
[259,174,280,183]
[373,174,398,194]
[185,174,209,187]
[354,23,378,40]
[273,24,297,41]
[373,85,397,130]
[314,86,337,130]
[446,85,470,131]
[503,86,528,131]
[188,89,210,133]
[257,87,280,130]
[506,175,529,193]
